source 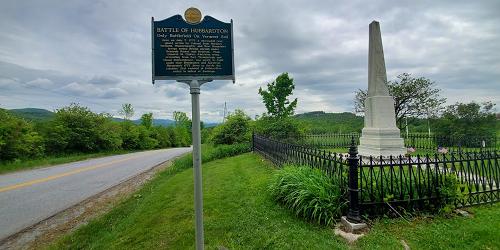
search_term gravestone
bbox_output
[358,21,406,157]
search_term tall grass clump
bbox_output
[269,165,346,226]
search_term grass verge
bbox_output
[356,203,500,249]
[0,150,138,175]
[50,149,498,249]
[50,152,345,249]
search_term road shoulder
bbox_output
[0,152,188,250]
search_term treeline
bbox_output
[0,104,191,162]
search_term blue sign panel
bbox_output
[152,15,234,82]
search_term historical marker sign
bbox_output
[152,12,234,82]
[152,8,235,249]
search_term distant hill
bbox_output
[111,118,218,127]
[111,117,176,126]
[9,108,54,121]
[7,108,218,127]
[294,111,363,134]
[204,122,219,128]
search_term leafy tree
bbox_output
[173,111,190,127]
[172,126,190,147]
[119,103,134,120]
[42,123,70,153]
[95,117,122,151]
[120,122,140,149]
[137,126,159,149]
[254,116,307,142]
[433,101,496,138]
[46,104,123,152]
[153,126,173,148]
[258,73,298,119]
[354,73,446,129]
[211,109,252,145]
[172,111,191,146]
[141,113,154,129]
[294,111,363,133]
[0,109,44,160]
[50,104,99,152]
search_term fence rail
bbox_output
[253,133,500,217]
[253,135,349,189]
[358,152,499,211]
[298,133,498,151]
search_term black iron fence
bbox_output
[253,133,500,217]
[253,134,349,189]
[298,133,498,151]
[298,133,360,148]
[403,134,498,151]
[358,151,499,213]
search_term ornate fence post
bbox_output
[347,136,361,223]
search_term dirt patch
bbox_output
[0,154,187,250]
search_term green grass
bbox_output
[50,150,499,249]
[0,150,138,174]
[356,203,500,249]
[50,153,346,249]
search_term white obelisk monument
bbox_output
[358,21,406,157]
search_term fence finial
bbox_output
[349,135,358,156]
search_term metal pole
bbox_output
[190,79,204,250]
[347,136,361,223]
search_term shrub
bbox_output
[95,118,122,151]
[120,121,140,150]
[211,109,252,145]
[172,126,190,147]
[137,125,159,150]
[0,109,44,160]
[438,173,463,213]
[153,126,172,148]
[45,104,123,153]
[254,116,306,143]
[269,166,346,225]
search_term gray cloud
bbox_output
[89,75,121,85]
[0,0,499,122]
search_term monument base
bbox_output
[358,127,406,157]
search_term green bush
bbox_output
[44,104,122,153]
[0,109,44,160]
[95,118,122,151]
[269,166,346,225]
[153,126,172,148]
[254,116,307,143]
[1,103,209,163]
[437,174,464,213]
[211,109,252,145]
[120,121,140,150]
[172,126,190,147]
[137,126,159,150]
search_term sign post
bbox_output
[152,8,234,249]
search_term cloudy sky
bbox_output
[0,0,499,122]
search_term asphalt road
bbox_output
[0,147,191,240]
